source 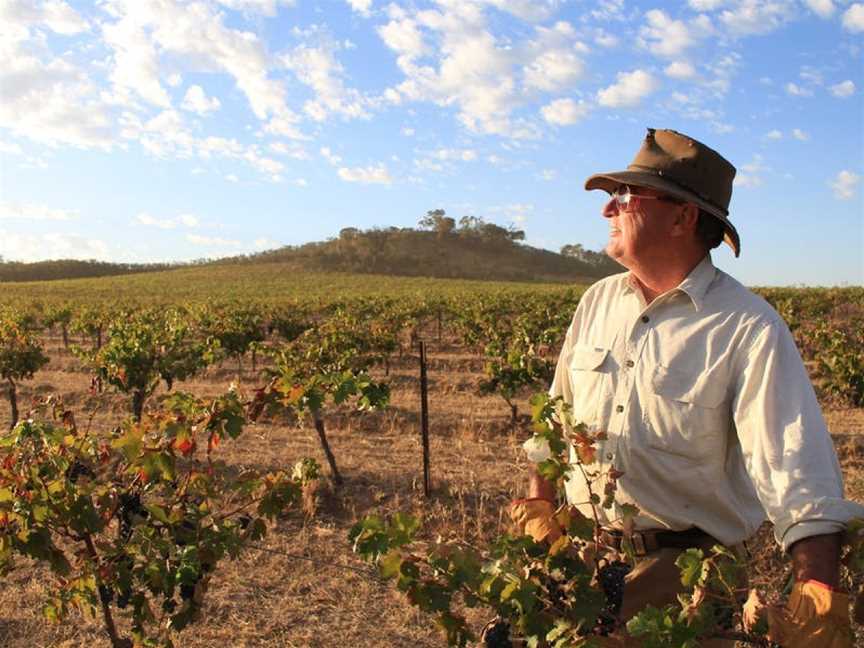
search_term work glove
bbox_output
[743,581,853,648]
[509,497,562,544]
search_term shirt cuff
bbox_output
[780,520,845,552]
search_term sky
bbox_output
[1,0,862,286]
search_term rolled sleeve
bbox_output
[733,319,864,551]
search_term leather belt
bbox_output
[600,528,714,557]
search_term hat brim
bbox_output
[585,170,740,258]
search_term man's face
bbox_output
[602,185,681,268]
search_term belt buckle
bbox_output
[631,532,647,556]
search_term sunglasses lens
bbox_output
[614,186,630,207]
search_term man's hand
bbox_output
[790,533,841,588]
[509,497,562,544]
[743,533,852,647]
[744,582,853,648]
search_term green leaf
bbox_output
[675,548,704,588]
[379,550,403,579]
[389,512,420,547]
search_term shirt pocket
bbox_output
[642,364,728,461]
[567,345,611,428]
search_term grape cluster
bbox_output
[481,617,512,648]
[98,584,113,605]
[595,560,632,635]
[117,492,147,543]
[116,555,135,609]
[179,561,214,604]
[714,603,735,631]
[65,460,95,484]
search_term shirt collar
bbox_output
[623,254,716,311]
[676,254,716,311]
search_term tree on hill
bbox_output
[418,209,456,239]
[561,243,613,267]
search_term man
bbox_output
[512,128,863,646]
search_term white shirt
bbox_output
[551,255,864,550]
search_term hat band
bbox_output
[627,163,728,216]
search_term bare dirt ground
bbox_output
[1,333,862,648]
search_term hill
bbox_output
[0,264,592,307]
[0,216,619,284]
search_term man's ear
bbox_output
[670,203,699,237]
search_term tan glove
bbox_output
[743,581,853,648]
[509,498,562,544]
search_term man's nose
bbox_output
[602,197,618,219]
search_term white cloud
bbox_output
[785,82,813,97]
[253,237,281,249]
[688,0,726,9]
[0,0,89,35]
[118,109,286,180]
[805,0,835,18]
[735,154,767,187]
[225,174,239,183]
[136,213,177,229]
[0,140,24,155]
[792,128,809,141]
[0,230,110,262]
[377,3,576,139]
[589,0,627,21]
[842,3,864,32]
[540,98,590,125]
[401,126,415,136]
[320,146,342,165]
[282,32,372,122]
[181,85,221,115]
[597,70,658,108]
[765,129,783,140]
[799,66,823,86]
[101,10,172,108]
[665,61,696,79]
[337,164,392,184]
[186,233,242,247]
[430,148,478,161]
[481,0,562,22]
[735,173,763,188]
[594,28,619,48]
[268,141,309,159]
[377,11,426,58]
[830,170,860,200]
[719,0,795,36]
[0,23,115,150]
[830,80,855,98]
[135,212,201,229]
[523,48,584,92]
[215,0,295,17]
[101,0,303,138]
[346,0,373,16]
[414,158,444,173]
[538,169,557,181]
[0,201,78,221]
[639,10,696,58]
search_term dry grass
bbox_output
[1,333,862,648]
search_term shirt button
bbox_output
[641,315,650,323]
[616,404,624,413]
[625,359,634,368]
[606,452,614,460]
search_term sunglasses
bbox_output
[610,185,682,210]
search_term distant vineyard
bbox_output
[1,277,862,646]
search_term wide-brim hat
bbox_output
[585,128,740,257]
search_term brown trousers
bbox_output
[599,541,743,648]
